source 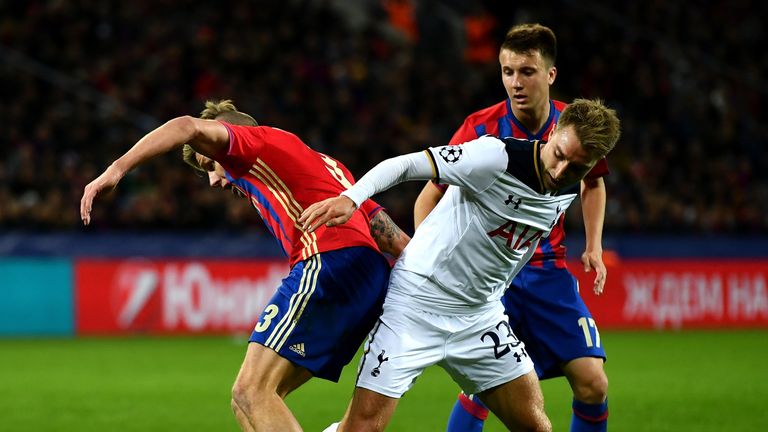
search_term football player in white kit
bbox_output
[300,98,620,432]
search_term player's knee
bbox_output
[572,370,608,403]
[231,376,270,412]
[231,381,250,413]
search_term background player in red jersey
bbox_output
[413,24,611,432]
[81,100,410,432]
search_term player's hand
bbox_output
[80,164,125,226]
[299,196,356,233]
[581,248,607,295]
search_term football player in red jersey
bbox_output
[81,100,409,432]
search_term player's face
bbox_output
[500,49,556,114]
[195,153,230,189]
[540,125,595,191]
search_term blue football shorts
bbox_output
[248,246,390,382]
[503,265,607,380]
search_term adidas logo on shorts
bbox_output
[289,343,306,357]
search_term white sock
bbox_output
[322,422,340,432]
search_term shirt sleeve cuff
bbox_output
[340,189,366,209]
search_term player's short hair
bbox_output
[501,23,557,67]
[557,98,621,160]
[182,99,258,173]
[199,99,258,125]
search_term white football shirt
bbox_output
[345,135,579,314]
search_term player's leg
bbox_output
[347,303,447,431]
[562,357,608,432]
[445,274,528,432]
[479,370,551,432]
[233,247,390,430]
[446,392,489,432]
[443,304,550,431]
[338,387,400,432]
[232,402,254,432]
[231,343,313,431]
[230,255,321,431]
[510,267,608,431]
[322,386,400,432]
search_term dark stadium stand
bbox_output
[1,0,766,241]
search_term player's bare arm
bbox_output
[80,116,229,225]
[580,176,607,294]
[413,181,445,229]
[369,211,411,258]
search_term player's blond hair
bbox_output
[557,99,621,159]
[501,23,557,67]
[182,99,258,172]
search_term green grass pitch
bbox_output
[1,331,766,431]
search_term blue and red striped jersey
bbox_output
[445,99,609,268]
[215,122,382,266]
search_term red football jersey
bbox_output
[215,122,382,266]
[445,99,609,268]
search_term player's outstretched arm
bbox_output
[300,151,434,233]
[413,182,445,229]
[580,177,607,294]
[369,211,411,258]
[80,116,229,225]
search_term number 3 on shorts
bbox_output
[254,305,279,332]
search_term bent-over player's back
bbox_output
[215,122,381,266]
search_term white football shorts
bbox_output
[355,302,534,397]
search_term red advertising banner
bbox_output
[574,260,768,329]
[75,259,288,334]
[75,258,767,333]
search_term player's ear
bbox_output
[548,66,557,85]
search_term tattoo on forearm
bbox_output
[370,211,405,252]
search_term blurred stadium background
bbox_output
[1,1,767,431]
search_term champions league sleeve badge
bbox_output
[439,145,463,164]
